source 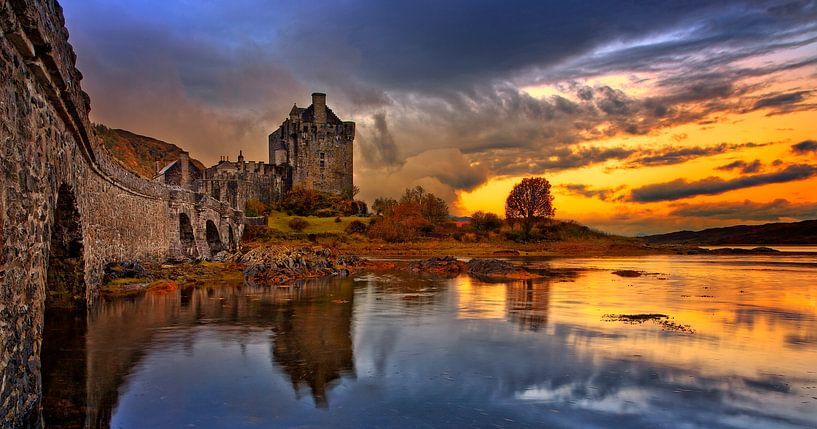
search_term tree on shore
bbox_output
[505,177,555,239]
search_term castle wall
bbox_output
[290,122,354,195]
[197,161,288,210]
[0,1,242,424]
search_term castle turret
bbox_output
[289,104,300,121]
[312,92,327,124]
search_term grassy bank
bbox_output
[266,211,362,234]
[246,211,675,257]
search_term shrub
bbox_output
[367,217,415,242]
[281,186,362,216]
[471,211,503,234]
[245,198,269,217]
[288,217,309,232]
[350,200,368,216]
[504,230,525,242]
[281,187,321,216]
[345,220,368,234]
[242,225,279,242]
[334,216,342,223]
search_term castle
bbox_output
[154,92,355,211]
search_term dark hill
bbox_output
[644,219,817,245]
[93,124,205,178]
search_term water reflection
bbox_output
[41,255,817,428]
[269,281,355,407]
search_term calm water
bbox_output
[42,255,817,428]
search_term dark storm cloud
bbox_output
[560,184,625,201]
[670,199,817,220]
[627,143,765,168]
[716,159,763,174]
[751,90,811,111]
[359,113,400,166]
[309,0,817,91]
[630,164,817,202]
[792,139,817,153]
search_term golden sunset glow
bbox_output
[458,96,817,235]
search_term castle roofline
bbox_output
[154,160,177,177]
[299,104,343,124]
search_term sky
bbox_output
[60,0,817,235]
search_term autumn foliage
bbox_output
[367,186,450,242]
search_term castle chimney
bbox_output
[238,150,244,163]
[312,92,326,124]
[179,151,191,188]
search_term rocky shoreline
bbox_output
[99,242,811,299]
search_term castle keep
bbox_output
[269,92,355,197]
[155,93,355,212]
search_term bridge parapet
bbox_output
[0,1,244,425]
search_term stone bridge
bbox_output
[0,1,244,425]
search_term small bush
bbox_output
[504,230,525,242]
[280,187,321,216]
[288,217,309,232]
[345,220,368,234]
[367,217,415,242]
[242,225,279,241]
[471,211,503,234]
[245,198,269,217]
[334,216,342,223]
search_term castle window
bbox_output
[320,152,325,160]
[320,160,325,169]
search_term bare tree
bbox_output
[505,177,555,239]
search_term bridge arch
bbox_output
[178,212,198,258]
[205,220,224,254]
[46,184,86,309]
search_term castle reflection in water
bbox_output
[41,271,556,427]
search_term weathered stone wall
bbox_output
[0,1,243,425]
[290,121,354,195]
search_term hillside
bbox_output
[644,219,817,245]
[93,124,205,178]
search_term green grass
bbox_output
[267,211,364,234]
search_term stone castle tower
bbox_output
[268,93,355,195]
